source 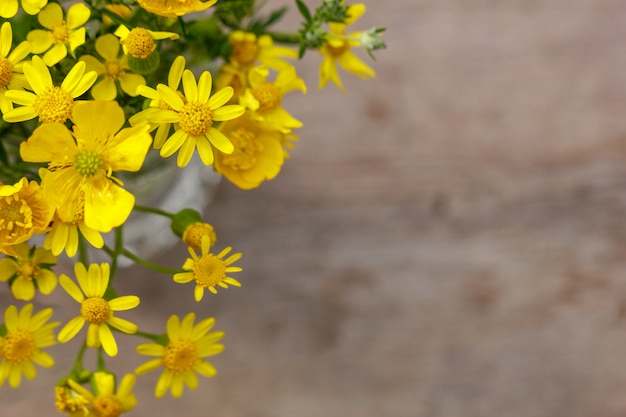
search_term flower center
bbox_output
[182,222,216,250]
[230,40,259,67]
[17,261,37,280]
[52,23,70,43]
[105,62,124,79]
[92,396,123,417]
[193,253,226,288]
[81,297,111,324]
[33,86,74,124]
[220,127,263,170]
[326,40,350,58]
[179,102,214,137]
[0,57,13,89]
[0,195,32,232]
[162,338,197,374]
[74,151,103,177]
[251,83,282,111]
[124,28,156,59]
[0,328,36,364]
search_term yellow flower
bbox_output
[214,114,286,189]
[136,0,217,17]
[55,386,89,417]
[114,25,179,59]
[318,3,375,91]
[228,31,297,71]
[102,4,133,27]
[0,177,53,256]
[57,262,140,357]
[135,313,224,398]
[0,22,32,114]
[67,372,137,417]
[182,222,216,250]
[0,0,47,19]
[0,304,58,388]
[26,2,90,66]
[214,63,248,105]
[0,243,57,301]
[3,56,97,124]
[80,34,146,100]
[239,65,306,133]
[19,100,152,233]
[174,235,242,302]
[136,69,245,167]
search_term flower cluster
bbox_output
[0,0,384,413]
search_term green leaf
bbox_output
[295,0,312,23]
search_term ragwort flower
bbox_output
[66,372,137,417]
[228,31,297,71]
[174,235,242,302]
[0,0,47,19]
[0,243,57,301]
[136,0,217,17]
[182,222,216,250]
[0,304,59,388]
[0,22,32,114]
[27,2,90,66]
[57,262,140,357]
[20,100,152,232]
[136,313,224,398]
[114,25,179,59]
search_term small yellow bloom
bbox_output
[67,372,137,416]
[0,22,32,114]
[3,56,97,124]
[57,262,140,357]
[0,177,53,256]
[114,25,179,59]
[55,386,89,416]
[20,100,152,233]
[0,243,57,301]
[318,3,375,91]
[135,68,245,167]
[239,65,306,133]
[174,235,242,302]
[136,0,217,17]
[136,312,224,398]
[27,2,90,66]
[228,31,297,71]
[80,34,146,100]
[0,0,47,19]
[215,114,286,189]
[0,304,59,388]
[182,222,217,250]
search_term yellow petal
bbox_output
[119,73,145,96]
[91,78,117,100]
[38,3,64,30]
[0,22,12,58]
[95,33,120,61]
[168,55,186,89]
[206,127,234,154]
[20,122,76,163]
[99,325,118,356]
[26,30,54,55]
[176,136,196,168]
[59,274,84,303]
[109,295,140,311]
[57,316,85,343]
[67,3,91,30]
[107,316,138,334]
[42,43,67,67]
[72,100,124,139]
[0,0,18,19]
[83,179,135,232]
[182,70,198,102]
[105,123,152,172]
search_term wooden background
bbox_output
[8,1,626,416]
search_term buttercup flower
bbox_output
[136,0,217,17]
[318,3,375,91]
[57,262,140,357]
[0,243,57,301]
[67,372,137,417]
[0,22,32,114]
[135,68,245,167]
[80,34,146,100]
[0,304,58,388]
[0,177,53,256]
[135,313,224,398]
[174,235,242,301]
[0,0,47,19]
[239,65,306,133]
[20,100,152,232]
[228,31,297,71]
[214,114,286,189]
[27,2,90,66]
[3,56,97,124]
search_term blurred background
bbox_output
[8,0,626,416]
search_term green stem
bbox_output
[78,233,89,266]
[134,204,175,219]
[109,226,124,283]
[134,330,167,344]
[97,347,106,372]
[268,31,301,44]
[120,248,182,275]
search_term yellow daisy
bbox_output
[318,3,375,91]
[135,312,224,398]
[135,69,245,167]
[239,65,306,133]
[80,34,146,100]
[174,235,242,302]
[57,262,140,357]
[136,0,217,17]
[0,243,57,301]
[67,372,137,417]
[228,31,297,71]
[19,100,152,233]
[3,55,97,124]
[26,2,90,66]
[0,177,53,256]
[0,304,59,388]
[0,0,47,19]
[0,22,32,114]
[214,113,286,189]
